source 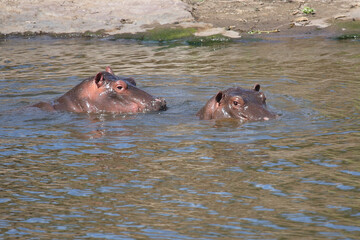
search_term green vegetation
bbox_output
[335,34,360,40]
[112,28,234,46]
[334,21,360,40]
[112,27,197,42]
[302,6,315,14]
[83,30,107,38]
[142,27,197,41]
[186,34,232,46]
[0,27,235,47]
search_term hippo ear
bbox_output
[94,72,105,88]
[215,91,224,104]
[253,84,261,92]
[105,66,114,75]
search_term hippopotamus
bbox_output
[197,84,276,121]
[32,66,166,113]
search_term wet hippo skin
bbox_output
[33,66,167,114]
[197,84,277,121]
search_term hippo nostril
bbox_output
[152,97,167,111]
[159,103,167,111]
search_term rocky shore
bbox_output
[1,0,360,39]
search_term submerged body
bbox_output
[33,67,166,114]
[197,84,276,121]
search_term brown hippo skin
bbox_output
[32,67,167,113]
[197,84,276,121]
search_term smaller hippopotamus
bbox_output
[33,66,166,114]
[197,84,276,121]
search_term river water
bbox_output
[1,36,359,239]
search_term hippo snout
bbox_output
[151,97,167,111]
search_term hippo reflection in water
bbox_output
[33,66,167,114]
[197,84,277,121]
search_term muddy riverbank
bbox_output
[185,0,360,37]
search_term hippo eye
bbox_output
[114,80,128,92]
[233,98,244,106]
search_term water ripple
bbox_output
[1,37,359,239]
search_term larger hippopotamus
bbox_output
[197,84,276,121]
[33,66,166,113]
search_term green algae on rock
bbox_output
[186,34,232,46]
[142,28,197,41]
[335,33,360,40]
[110,27,197,42]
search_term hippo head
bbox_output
[197,84,276,121]
[87,67,167,114]
[53,67,166,114]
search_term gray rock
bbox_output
[0,0,194,34]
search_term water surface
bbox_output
[1,36,359,239]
